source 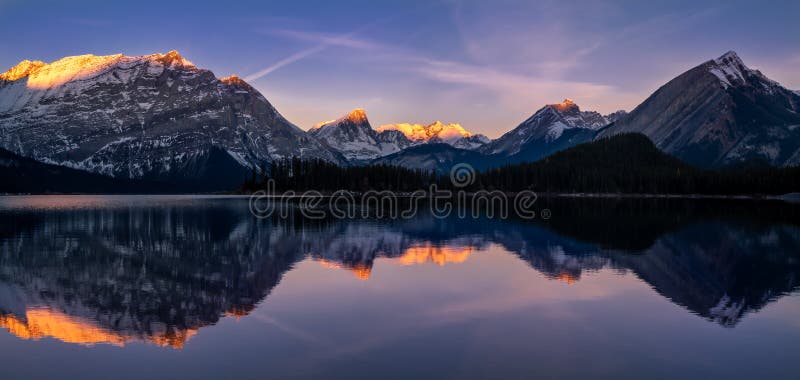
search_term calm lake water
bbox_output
[0,195,799,380]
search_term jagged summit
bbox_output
[706,50,779,89]
[219,74,248,87]
[309,108,407,162]
[549,98,579,113]
[480,99,623,160]
[312,108,370,131]
[0,60,47,81]
[708,50,751,87]
[346,108,368,123]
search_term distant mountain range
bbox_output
[1,50,799,191]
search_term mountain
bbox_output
[308,109,412,163]
[0,51,341,186]
[377,121,489,150]
[481,99,625,163]
[597,51,800,167]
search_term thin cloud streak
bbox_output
[244,12,404,82]
[243,45,328,82]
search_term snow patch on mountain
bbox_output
[708,51,780,91]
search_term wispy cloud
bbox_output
[243,45,329,82]
[258,25,629,113]
[245,14,398,82]
[409,57,624,113]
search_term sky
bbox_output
[0,0,798,138]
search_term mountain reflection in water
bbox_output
[0,195,798,349]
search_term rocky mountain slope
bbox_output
[482,99,624,163]
[597,51,800,167]
[0,51,341,184]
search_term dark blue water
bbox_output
[0,195,798,380]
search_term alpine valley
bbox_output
[1,50,799,192]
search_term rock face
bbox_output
[0,51,341,183]
[308,109,413,163]
[598,51,800,167]
[481,99,624,163]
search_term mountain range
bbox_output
[1,50,799,190]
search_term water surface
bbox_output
[0,195,798,380]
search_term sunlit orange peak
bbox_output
[0,309,127,347]
[551,98,577,111]
[0,60,47,81]
[1,51,196,90]
[220,74,245,85]
[377,121,471,141]
[0,308,198,349]
[556,272,578,284]
[317,259,373,280]
[398,244,475,266]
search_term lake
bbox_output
[0,195,799,379]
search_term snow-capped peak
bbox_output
[0,60,47,81]
[0,51,197,90]
[707,50,784,92]
[550,98,579,113]
[311,108,370,131]
[709,50,750,88]
[219,74,245,85]
[377,121,473,142]
[715,50,745,67]
[344,108,368,124]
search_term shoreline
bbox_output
[0,192,796,201]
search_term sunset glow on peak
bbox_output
[0,51,197,90]
[551,98,578,112]
[377,121,472,142]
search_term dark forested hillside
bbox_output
[474,134,800,195]
[242,157,435,192]
[248,134,800,196]
[0,148,170,194]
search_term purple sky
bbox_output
[0,0,798,137]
